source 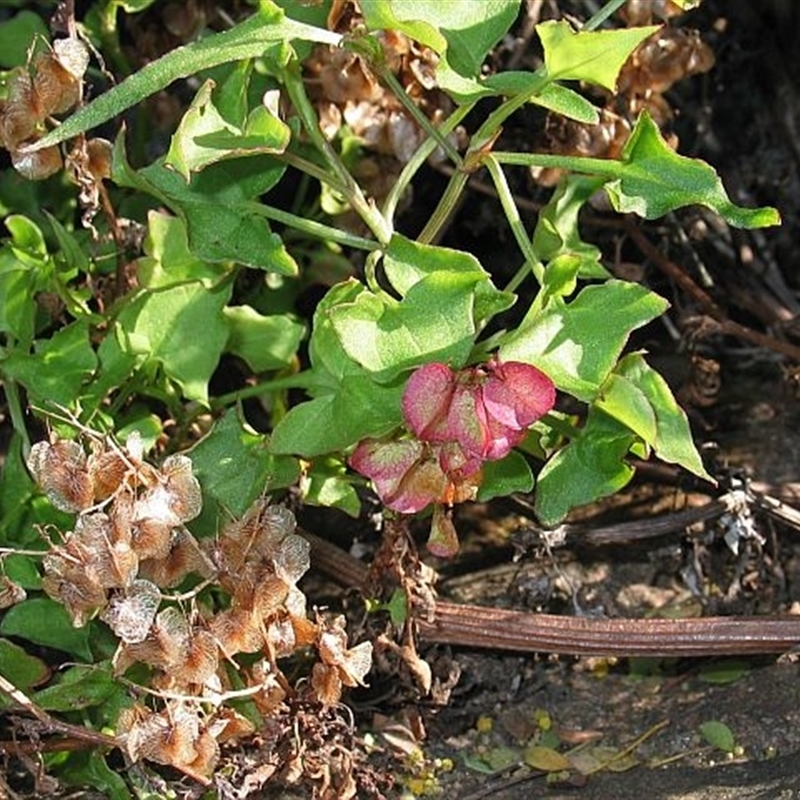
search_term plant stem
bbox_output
[4,376,30,457]
[278,151,352,197]
[584,0,630,31]
[375,67,463,167]
[417,169,469,244]
[210,373,316,411]
[493,150,624,176]
[382,103,473,224]
[281,62,393,245]
[98,0,132,76]
[244,203,379,252]
[484,155,544,285]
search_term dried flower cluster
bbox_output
[26,433,372,786]
[535,3,715,185]
[350,359,556,555]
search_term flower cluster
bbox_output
[350,359,556,532]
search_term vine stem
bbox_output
[484,155,544,286]
[244,202,378,252]
[382,103,473,225]
[281,62,392,245]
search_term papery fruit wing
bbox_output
[273,533,311,585]
[27,438,93,513]
[101,579,161,643]
[427,504,460,558]
[401,363,455,440]
[161,454,202,521]
[483,361,556,429]
[340,640,373,687]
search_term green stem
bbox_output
[244,203,379,252]
[210,373,315,411]
[468,71,549,160]
[484,155,544,286]
[375,67,462,167]
[278,151,352,198]
[382,103,473,224]
[417,169,469,244]
[281,62,392,245]
[584,0,630,31]
[4,375,30,458]
[98,0,132,76]
[493,150,623,177]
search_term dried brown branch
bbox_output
[305,497,800,658]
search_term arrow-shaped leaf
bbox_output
[606,111,781,228]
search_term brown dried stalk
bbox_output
[304,504,800,658]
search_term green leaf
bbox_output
[382,233,514,324]
[57,751,132,800]
[382,233,484,295]
[223,305,304,372]
[270,280,406,456]
[190,411,299,518]
[0,244,37,342]
[606,112,781,229]
[1,320,98,407]
[482,75,600,124]
[0,11,48,69]
[5,214,48,257]
[300,457,361,517]
[611,353,712,480]
[330,273,482,381]
[45,212,91,277]
[165,79,290,180]
[361,0,520,77]
[532,175,607,272]
[33,664,118,711]
[537,20,658,92]
[0,638,49,692]
[115,0,158,11]
[137,211,230,288]
[0,598,94,660]
[3,555,42,590]
[114,138,297,274]
[86,327,139,411]
[699,720,736,753]
[31,2,341,151]
[269,374,404,457]
[698,659,750,685]
[477,451,534,502]
[500,280,668,401]
[116,281,231,404]
[596,372,657,445]
[535,410,636,525]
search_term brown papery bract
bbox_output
[28,430,372,789]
